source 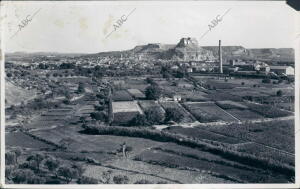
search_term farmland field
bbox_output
[6,132,54,149]
[29,125,164,156]
[197,119,295,153]
[127,89,145,99]
[232,142,295,166]
[134,148,288,183]
[138,100,165,113]
[164,127,243,144]
[245,102,293,118]
[112,101,143,113]
[159,101,195,123]
[183,102,237,122]
[112,90,133,101]
[225,109,264,120]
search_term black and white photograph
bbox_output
[1,0,299,187]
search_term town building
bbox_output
[269,66,294,76]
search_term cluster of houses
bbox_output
[170,59,295,76]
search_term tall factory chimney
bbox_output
[219,40,223,74]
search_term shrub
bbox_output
[134,179,153,184]
[77,176,98,184]
[157,181,168,184]
[262,78,271,83]
[12,169,35,184]
[113,175,129,184]
[90,112,107,121]
[78,82,85,93]
[100,170,112,184]
[45,178,61,184]
[27,175,46,184]
[276,90,283,97]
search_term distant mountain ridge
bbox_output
[6,37,295,62]
[93,38,294,62]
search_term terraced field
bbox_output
[183,102,237,122]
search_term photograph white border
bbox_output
[0,1,299,188]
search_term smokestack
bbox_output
[219,40,223,74]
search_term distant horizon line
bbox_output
[5,46,295,55]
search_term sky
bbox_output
[1,1,298,53]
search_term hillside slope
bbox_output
[5,80,36,108]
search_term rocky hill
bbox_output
[159,38,215,61]
[90,37,294,62]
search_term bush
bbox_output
[90,112,107,121]
[78,82,85,93]
[276,90,283,97]
[77,176,98,184]
[45,178,61,184]
[113,175,129,184]
[157,181,168,184]
[27,175,46,184]
[262,78,271,83]
[12,169,35,184]
[134,179,153,184]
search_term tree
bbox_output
[276,90,283,97]
[5,152,16,165]
[44,157,59,172]
[129,114,148,126]
[113,175,129,184]
[12,169,35,184]
[57,166,79,183]
[165,108,184,123]
[26,153,45,172]
[100,170,112,184]
[145,107,165,125]
[77,82,85,93]
[90,112,107,121]
[145,85,162,100]
[146,77,154,84]
[13,147,22,164]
